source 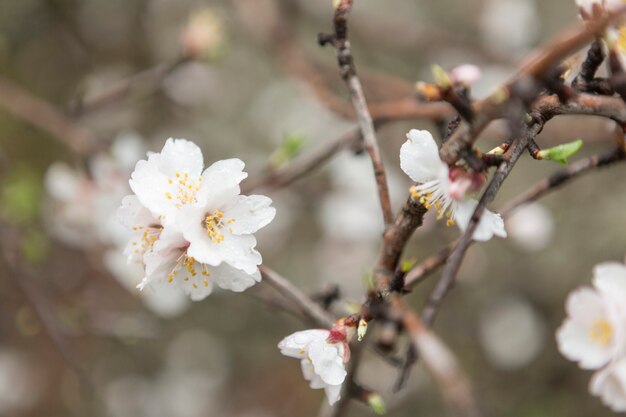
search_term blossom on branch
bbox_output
[119,138,275,301]
[557,262,626,411]
[278,322,354,405]
[399,129,506,242]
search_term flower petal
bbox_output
[158,138,204,177]
[324,383,343,406]
[278,330,329,359]
[455,199,507,242]
[212,263,261,292]
[223,195,276,235]
[308,340,347,386]
[399,129,447,183]
[590,358,626,412]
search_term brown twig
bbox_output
[392,296,481,417]
[71,57,190,116]
[259,265,334,328]
[422,121,540,326]
[319,0,393,226]
[0,75,97,155]
[438,7,626,166]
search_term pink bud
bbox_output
[449,64,482,85]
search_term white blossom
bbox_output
[557,263,626,369]
[121,138,273,301]
[399,129,506,242]
[590,357,626,412]
[278,329,349,405]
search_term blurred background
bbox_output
[0,0,625,416]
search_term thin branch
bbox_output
[71,57,190,116]
[391,296,481,417]
[0,75,97,155]
[320,0,393,226]
[242,127,360,193]
[422,122,540,326]
[259,265,334,328]
[438,7,626,165]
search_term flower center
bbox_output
[165,171,203,208]
[167,253,211,289]
[410,186,455,226]
[131,224,163,254]
[203,209,235,243]
[589,318,613,346]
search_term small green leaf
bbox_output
[431,64,451,89]
[537,139,584,165]
[367,393,387,415]
[269,133,307,168]
[1,165,42,225]
[401,258,416,273]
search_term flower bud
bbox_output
[181,9,226,61]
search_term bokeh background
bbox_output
[0,0,625,416]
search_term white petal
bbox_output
[278,330,329,359]
[223,195,276,235]
[178,205,224,266]
[300,359,325,389]
[308,340,347,386]
[455,199,507,242]
[556,287,615,369]
[590,358,626,412]
[197,158,248,206]
[324,383,343,406]
[399,129,447,183]
[212,263,261,292]
[118,195,157,229]
[158,138,204,178]
[129,153,174,218]
[593,263,626,299]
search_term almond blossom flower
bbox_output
[556,263,626,370]
[399,129,506,242]
[122,138,274,300]
[557,262,626,412]
[278,324,353,405]
[138,226,261,301]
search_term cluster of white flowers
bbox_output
[119,138,275,301]
[278,322,353,405]
[557,262,626,412]
[399,129,507,242]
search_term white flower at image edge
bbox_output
[399,129,506,242]
[557,262,626,412]
[278,330,347,405]
[119,138,275,300]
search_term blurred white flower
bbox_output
[103,250,189,318]
[122,138,274,300]
[278,328,350,405]
[557,263,626,370]
[319,153,403,242]
[399,129,506,242]
[590,357,626,412]
[480,0,539,55]
[449,64,482,86]
[479,295,547,370]
[0,350,42,414]
[505,202,555,251]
